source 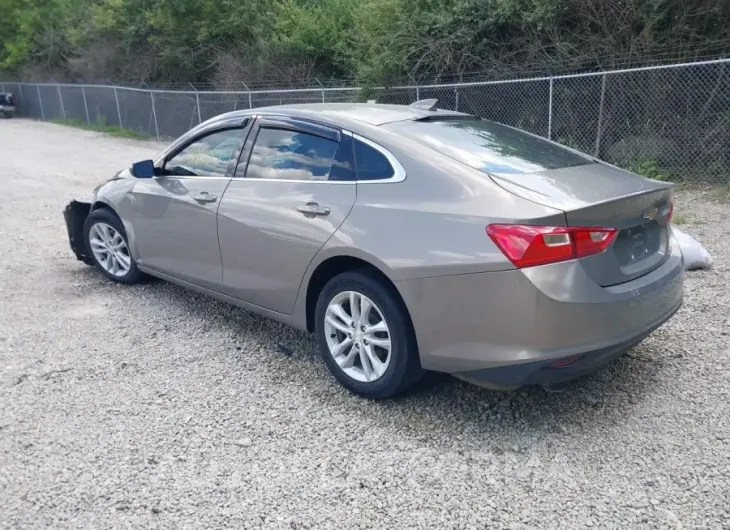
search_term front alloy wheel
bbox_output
[83,207,142,284]
[88,222,132,277]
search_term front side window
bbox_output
[164,128,245,177]
[354,139,395,181]
[245,128,339,181]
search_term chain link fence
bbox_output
[3,58,730,184]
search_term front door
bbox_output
[217,117,357,314]
[129,126,249,289]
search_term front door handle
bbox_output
[296,202,330,216]
[192,192,217,204]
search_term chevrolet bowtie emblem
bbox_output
[643,208,658,220]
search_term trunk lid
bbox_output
[491,163,674,286]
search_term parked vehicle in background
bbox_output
[0,92,15,117]
[63,101,684,399]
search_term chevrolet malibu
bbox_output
[63,101,683,398]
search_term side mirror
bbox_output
[131,159,156,178]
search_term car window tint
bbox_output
[246,128,338,181]
[354,139,394,181]
[383,118,592,176]
[165,128,244,177]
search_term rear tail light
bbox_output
[667,201,674,222]
[487,224,617,268]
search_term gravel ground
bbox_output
[1,119,729,529]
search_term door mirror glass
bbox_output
[131,159,155,178]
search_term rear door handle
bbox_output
[192,192,217,204]
[296,202,330,216]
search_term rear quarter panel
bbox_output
[325,130,566,280]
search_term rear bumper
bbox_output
[396,235,684,389]
[0,105,15,114]
[63,200,93,264]
[453,303,678,389]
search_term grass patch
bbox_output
[671,213,689,225]
[710,183,730,203]
[52,118,150,140]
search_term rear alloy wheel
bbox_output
[83,208,142,284]
[315,270,422,399]
[325,291,392,383]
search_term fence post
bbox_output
[594,74,607,157]
[190,84,202,124]
[113,87,123,127]
[548,77,554,140]
[150,91,160,140]
[409,76,419,102]
[454,87,459,111]
[18,84,25,115]
[81,86,90,124]
[315,78,325,103]
[37,85,45,120]
[242,82,252,109]
[57,85,66,119]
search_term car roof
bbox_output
[231,102,471,127]
[168,102,459,161]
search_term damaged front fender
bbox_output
[63,200,93,265]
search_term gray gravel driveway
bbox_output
[1,119,729,529]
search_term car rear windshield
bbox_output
[383,118,593,176]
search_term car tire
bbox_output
[315,269,423,399]
[83,208,142,284]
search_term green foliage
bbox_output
[273,0,356,77]
[2,0,730,85]
[357,86,377,103]
[627,158,671,182]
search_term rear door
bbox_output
[217,116,357,314]
[129,122,250,289]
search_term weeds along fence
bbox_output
[4,58,730,185]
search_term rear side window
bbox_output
[383,118,591,176]
[354,139,394,181]
[246,127,338,181]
